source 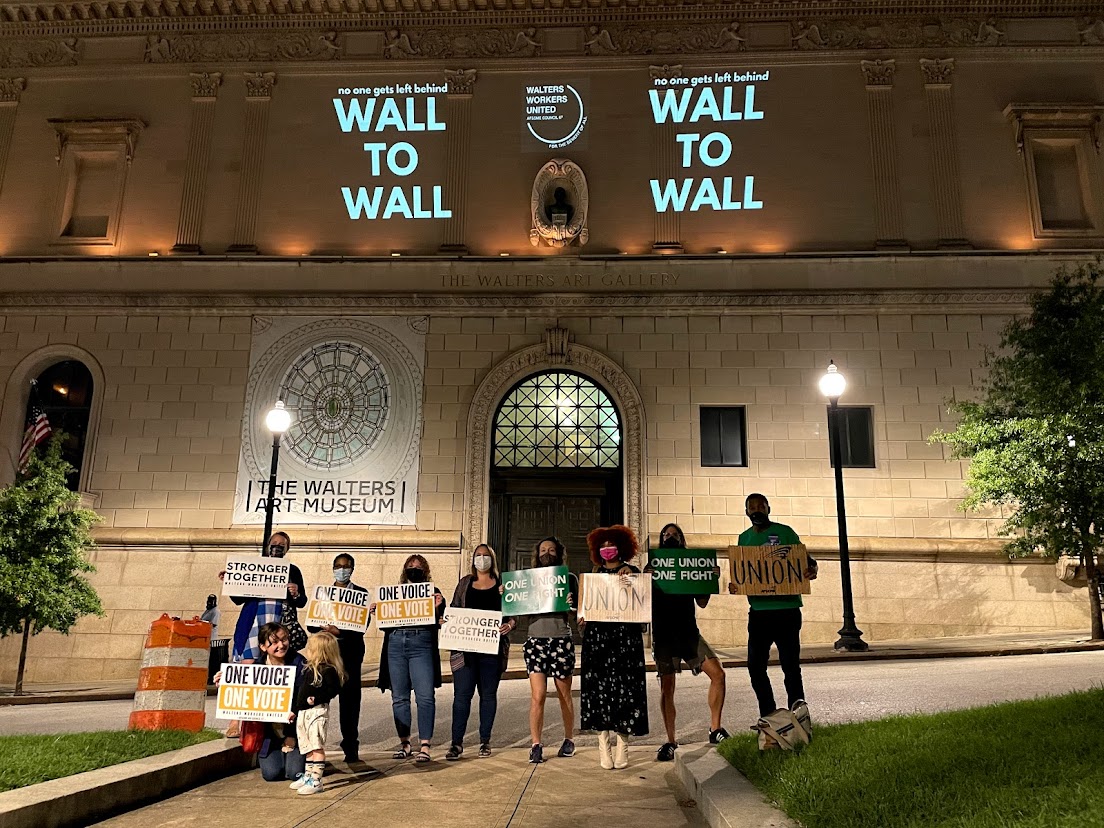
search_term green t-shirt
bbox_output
[737,522,805,611]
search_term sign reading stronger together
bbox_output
[373,582,436,628]
[221,555,290,600]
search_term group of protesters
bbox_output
[218,492,816,793]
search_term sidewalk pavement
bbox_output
[90,747,710,828]
[4,629,1101,705]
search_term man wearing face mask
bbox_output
[646,523,728,762]
[308,553,367,763]
[731,494,818,722]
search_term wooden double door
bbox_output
[488,470,622,640]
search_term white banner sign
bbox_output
[215,663,295,722]
[579,573,652,624]
[438,607,502,655]
[306,585,372,632]
[221,555,290,599]
[373,582,436,629]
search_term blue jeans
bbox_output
[451,653,502,746]
[259,741,305,782]
[388,627,436,742]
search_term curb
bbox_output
[5,639,1103,706]
[674,744,797,828]
[0,738,254,828]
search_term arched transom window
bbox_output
[493,371,621,469]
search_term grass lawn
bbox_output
[0,729,223,793]
[718,688,1104,828]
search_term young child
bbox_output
[291,631,346,795]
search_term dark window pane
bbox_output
[28,360,94,490]
[828,406,875,469]
[700,406,747,467]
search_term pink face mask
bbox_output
[599,545,620,562]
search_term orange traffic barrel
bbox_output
[128,614,211,732]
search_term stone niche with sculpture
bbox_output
[530,159,589,248]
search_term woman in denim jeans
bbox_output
[373,554,446,763]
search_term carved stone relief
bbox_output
[0,76,25,103]
[582,23,742,55]
[530,159,589,248]
[0,38,77,68]
[791,17,1005,50]
[144,32,341,63]
[860,59,895,87]
[443,68,477,95]
[245,71,277,99]
[189,72,222,99]
[919,57,955,85]
[386,28,542,59]
[462,339,646,555]
[1079,18,1104,45]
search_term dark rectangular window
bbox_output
[828,406,876,468]
[700,406,748,467]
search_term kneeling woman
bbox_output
[580,525,649,769]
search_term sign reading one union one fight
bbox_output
[233,316,426,526]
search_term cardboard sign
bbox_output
[215,662,295,722]
[438,607,502,655]
[373,582,436,629]
[579,572,652,623]
[500,566,573,617]
[221,555,290,599]
[728,544,812,596]
[649,549,720,595]
[306,585,371,633]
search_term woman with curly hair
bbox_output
[580,524,649,769]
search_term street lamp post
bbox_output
[818,361,868,652]
[261,400,292,553]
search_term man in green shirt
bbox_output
[729,493,818,719]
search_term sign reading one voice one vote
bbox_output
[579,573,652,624]
[216,663,295,722]
[373,582,437,628]
[649,70,769,213]
[439,608,502,656]
[500,566,573,617]
[222,555,290,599]
[306,585,372,633]
[334,82,451,220]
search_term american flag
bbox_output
[18,381,51,475]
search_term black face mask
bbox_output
[660,534,682,549]
[404,567,427,583]
[748,511,770,527]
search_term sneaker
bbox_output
[709,727,731,745]
[478,743,492,758]
[557,739,575,758]
[289,774,307,790]
[656,743,677,762]
[297,775,323,796]
[445,744,463,761]
[528,743,544,764]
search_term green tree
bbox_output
[933,262,1104,639]
[0,435,103,694]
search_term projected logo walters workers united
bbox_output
[649,70,768,213]
[524,82,586,149]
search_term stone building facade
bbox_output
[0,1,1101,683]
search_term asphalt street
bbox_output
[4,651,1103,751]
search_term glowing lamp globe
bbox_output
[265,400,292,434]
[818,362,846,400]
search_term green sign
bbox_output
[500,565,572,617]
[649,549,720,595]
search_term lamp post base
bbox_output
[834,626,869,652]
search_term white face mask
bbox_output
[473,555,492,572]
[333,567,352,583]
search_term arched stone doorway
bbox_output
[462,330,647,571]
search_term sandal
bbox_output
[392,741,413,759]
[415,743,432,763]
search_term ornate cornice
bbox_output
[0,74,23,102]
[0,37,75,66]
[861,58,896,87]
[384,27,542,59]
[920,56,956,84]
[146,32,340,63]
[0,289,1039,313]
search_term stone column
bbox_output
[172,72,222,255]
[920,58,970,249]
[439,68,477,254]
[0,77,26,204]
[650,64,683,253]
[229,72,276,255]
[860,60,906,250]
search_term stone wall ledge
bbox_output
[91,527,461,552]
[684,534,1031,564]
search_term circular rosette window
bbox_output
[279,341,391,471]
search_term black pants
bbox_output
[338,657,363,759]
[747,608,804,717]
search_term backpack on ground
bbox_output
[756,702,812,751]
